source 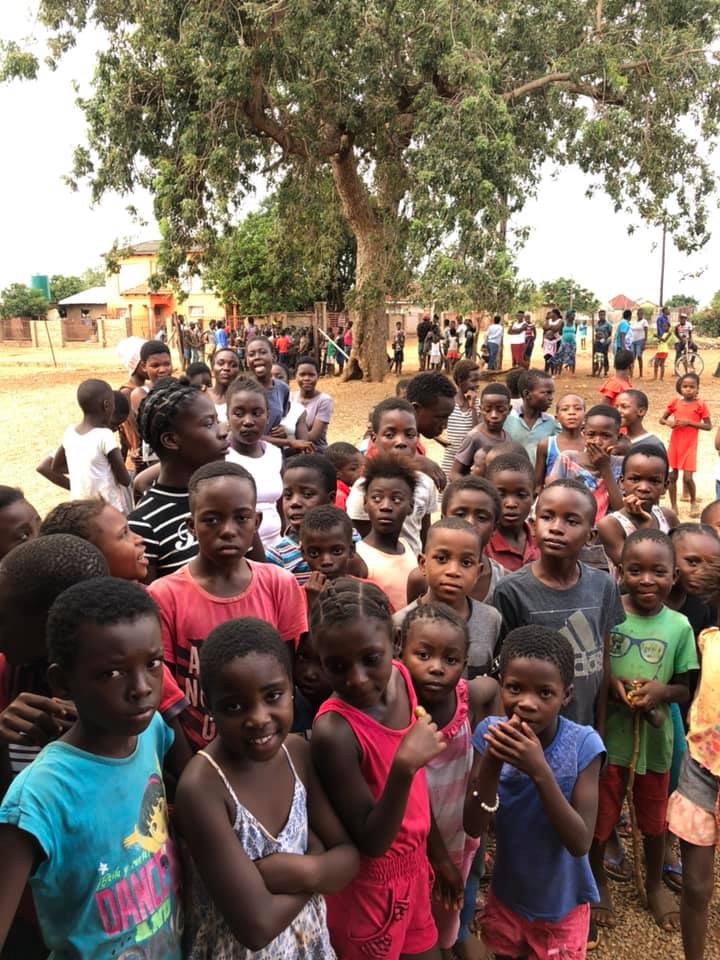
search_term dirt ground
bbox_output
[1,336,720,958]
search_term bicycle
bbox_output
[674,341,704,377]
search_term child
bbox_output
[245,335,290,433]
[660,372,712,517]
[299,504,367,607]
[395,377,410,398]
[54,379,132,514]
[183,361,213,389]
[310,578,446,958]
[598,445,677,569]
[129,339,172,416]
[493,479,625,728]
[267,454,366,585]
[668,523,720,643]
[485,452,539,572]
[591,530,697,932]
[346,399,438,557]
[293,356,333,453]
[534,393,585,492]
[615,389,667,456]
[464,626,605,959]
[429,331,442,370]
[441,360,481,476]
[579,318,588,350]
[354,455,420,611]
[542,325,560,375]
[400,602,500,956]
[406,476,505,606]
[392,321,406,375]
[0,578,183,958]
[206,347,240,421]
[148,461,307,752]
[503,369,557,462]
[0,486,40,561]
[449,383,510,479]
[700,498,720,537]
[406,371,457,446]
[324,442,364,511]
[599,347,634,407]
[395,518,502,680]
[128,380,230,581]
[175,618,358,957]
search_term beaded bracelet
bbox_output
[471,790,499,813]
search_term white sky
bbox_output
[1,5,719,307]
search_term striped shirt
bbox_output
[128,483,197,578]
[441,402,477,474]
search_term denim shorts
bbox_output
[632,339,646,358]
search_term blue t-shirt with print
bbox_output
[0,713,182,960]
[472,715,605,922]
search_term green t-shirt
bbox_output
[606,606,698,774]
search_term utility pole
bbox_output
[659,221,667,307]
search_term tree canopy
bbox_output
[11,0,720,378]
[539,278,600,314]
[666,293,700,309]
[0,283,48,321]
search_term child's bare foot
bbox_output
[690,502,701,518]
[647,885,680,931]
[591,884,616,927]
[454,936,490,960]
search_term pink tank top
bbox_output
[315,660,430,871]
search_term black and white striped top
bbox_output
[128,484,198,578]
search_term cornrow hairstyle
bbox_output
[619,389,649,412]
[621,443,669,481]
[363,453,418,497]
[405,372,456,407]
[40,499,107,541]
[538,478,597,525]
[47,577,159,670]
[621,528,675,565]
[676,371,700,393]
[226,375,268,407]
[295,355,318,371]
[518,369,552,395]
[325,442,361,470]
[499,625,574,688]
[0,486,25,512]
[112,390,130,420]
[425,516,483,555]
[300,505,353,542]
[310,576,392,639]
[480,382,511,400]
[188,460,257,510]
[485,451,535,486]
[200,618,291,704]
[370,397,416,433]
[585,403,621,428]
[283,454,336,495]
[0,535,108,613]
[441,475,502,522]
[400,600,469,651]
[136,379,206,456]
[140,340,171,361]
[452,359,479,387]
[670,522,720,545]
[77,378,112,414]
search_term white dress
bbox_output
[62,426,131,514]
[226,442,283,547]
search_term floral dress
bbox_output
[182,745,335,959]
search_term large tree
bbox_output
[13,1,720,379]
[0,283,48,321]
[540,277,600,314]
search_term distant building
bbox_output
[57,286,108,342]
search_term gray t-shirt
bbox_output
[492,563,624,726]
[394,598,502,678]
[454,427,509,470]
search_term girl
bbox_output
[659,373,712,517]
[400,603,500,958]
[245,335,290,434]
[0,486,40,561]
[207,347,241,423]
[534,393,585,492]
[440,360,481,476]
[176,618,358,958]
[292,356,333,453]
[225,378,284,548]
[429,332,442,370]
[311,579,446,960]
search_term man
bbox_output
[674,312,696,362]
[203,319,217,360]
[215,320,228,350]
[593,309,612,376]
[416,315,431,369]
[614,309,632,353]
[485,315,504,370]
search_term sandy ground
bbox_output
[1,336,720,957]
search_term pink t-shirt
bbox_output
[148,560,307,749]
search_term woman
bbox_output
[508,313,530,367]
[292,356,333,453]
[558,311,577,374]
[630,308,649,377]
[206,347,240,423]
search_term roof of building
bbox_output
[126,240,162,255]
[608,294,639,311]
[57,286,108,306]
[121,282,173,297]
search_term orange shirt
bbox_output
[599,374,632,407]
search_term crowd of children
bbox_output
[0,331,718,960]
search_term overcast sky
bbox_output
[2,5,719,308]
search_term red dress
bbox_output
[665,397,709,471]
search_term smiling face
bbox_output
[228,389,268,449]
[619,538,676,615]
[492,469,534,531]
[246,339,274,384]
[213,348,240,387]
[0,498,40,561]
[673,531,720,595]
[92,505,148,581]
[301,525,354,579]
[282,467,332,532]
[372,409,419,456]
[615,392,643,429]
[533,486,594,560]
[364,475,414,538]
[500,656,570,744]
[189,476,260,567]
[209,652,293,762]
[444,489,498,550]
[419,528,481,605]
[479,394,510,434]
[555,394,585,432]
[315,618,394,711]
[621,453,668,509]
[413,395,455,439]
[401,618,467,708]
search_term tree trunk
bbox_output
[330,146,388,382]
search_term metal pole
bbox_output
[44,318,57,367]
[318,325,350,361]
[659,222,667,307]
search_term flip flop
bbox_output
[604,851,632,882]
[663,862,683,893]
[586,919,602,951]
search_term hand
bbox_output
[0,694,76,747]
[415,455,447,492]
[254,852,313,894]
[610,677,633,708]
[303,570,327,607]
[270,425,288,439]
[463,387,478,407]
[289,438,315,453]
[470,448,488,477]
[585,440,611,469]
[431,857,464,911]
[627,680,667,713]
[483,718,547,780]
[394,712,445,776]
[622,494,651,523]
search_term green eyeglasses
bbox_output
[610,632,666,665]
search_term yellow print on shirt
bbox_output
[122,773,169,855]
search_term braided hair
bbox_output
[399,600,469,651]
[136,378,204,457]
[309,576,392,639]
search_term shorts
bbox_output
[481,889,590,960]
[447,350,459,360]
[326,846,438,959]
[667,753,720,847]
[394,349,404,362]
[654,350,668,361]
[632,339,646,358]
[594,763,670,843]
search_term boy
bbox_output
[346,398,438,556]
[464,626,605,958]
[485,452,539,572]
[0,578,182,958]
[615,389,666,455]
[405,372,457,489]
[591,530,697,933]
[148,461,307,751]
[599,347,634,407]
[493,479,625,729]
[300,504,369,608]
[450,383,511,479]
[503,369,558,462]
[325,442,364,511]
[394,517,502,678]
[266,454,367,585]
[0,487,40,562]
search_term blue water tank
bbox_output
[31,275,51,300]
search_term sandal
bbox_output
[586,919,602,951]
[604,851,632,882]
[663,861,683,893]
